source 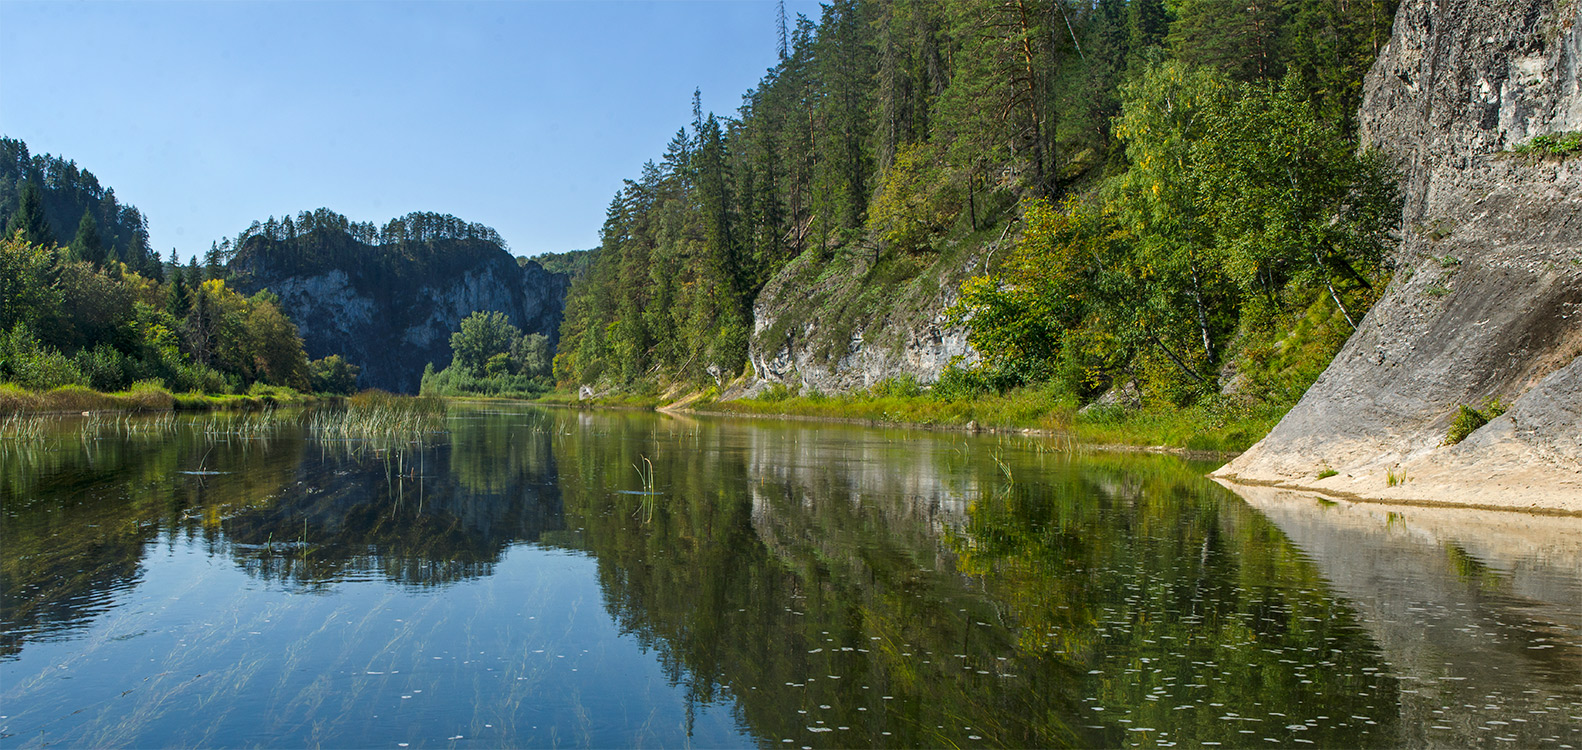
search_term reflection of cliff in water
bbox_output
[1224,483,1582,748]
[223,425,564,588]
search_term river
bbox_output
[1,404,1577,748]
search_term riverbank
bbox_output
[549,385,1582,513]
[0,382,314,414]
[558,383,1288,456]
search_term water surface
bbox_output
[2,406,1578,748]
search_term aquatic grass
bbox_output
[631,455,657,522]
[0,412,53,442]
[80,411,181,440]
[307,394,448,459]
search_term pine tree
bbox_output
[204,241,224,280]
[167,270,192,318]
[5,182,51,246]
[70,209,105,265]
[1128,0,1169,54]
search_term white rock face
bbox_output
[1218,0,1582,509]
[744,249,985,396]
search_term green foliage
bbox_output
[450,311,521,377]
[2,138,157,270]
[309,354,361,395]
[1444,398,1507,446]
[1510,131,1582,158]
[950,58,1399,413]
[0,322,87,391]
[525,249,595,278]
[866,143,959,254]
[868,375,923,398]
[419,362,551,399]
[1,230,61,332]
[422,315,556,399]
[1,229,314,397]
[69,209,104,266]
[4,182,52,247]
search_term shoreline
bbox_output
[1212,474,1582,517]
[671,403,1242,462]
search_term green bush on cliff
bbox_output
[1444,398,1508,446]
[1510,131,1582,158]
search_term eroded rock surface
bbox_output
[1217,0,1582,508]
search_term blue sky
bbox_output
[0,0,822,259]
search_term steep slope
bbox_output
[232,233,568,393]
[1217,0,1582,509]
[745,237,990,394]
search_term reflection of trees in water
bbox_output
[1,410,567,658]
[545,414,1402,747]
[547,416,1092,747]
[1,420,305,658]
[954,455,1402,746]
[223,418,563,588]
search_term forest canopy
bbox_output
[555,0,1400,410]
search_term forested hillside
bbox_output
[227,209,567,393]
[557,0,1401,411]
[1,137,161,277]
[1,139,317,399]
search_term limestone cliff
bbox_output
[1217,0,1582,509]
[232,234,568,393]
[743,239,989,395]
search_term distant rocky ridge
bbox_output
[231,232,568,393]
[1217,0,1582,509]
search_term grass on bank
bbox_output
[0,380,315,415]
[699,378,1289,454]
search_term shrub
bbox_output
[1,323,88,391]
[1444,398,1507,445]
[1510,131,1582,158]
[755,382,797,402]
[932,364,993,402]
[75,344,130,392]
[870,375,923,398]
[308,355,361,395]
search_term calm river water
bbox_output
[1,405,1578,748]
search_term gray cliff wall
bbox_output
[237,245,568,393]
[742,244,986,396]
[1218,0,1582,506]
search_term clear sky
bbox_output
[0,0,822,259]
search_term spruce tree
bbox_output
[167,271,192,318]
[1128,0,1169,53]
[70,209,105,265]
[5,182,51,246]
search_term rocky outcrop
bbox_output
[743,243,987,395]
[1217,0,1582,509]
[233,236,568,393]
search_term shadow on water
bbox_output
[1,405,1577,748]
